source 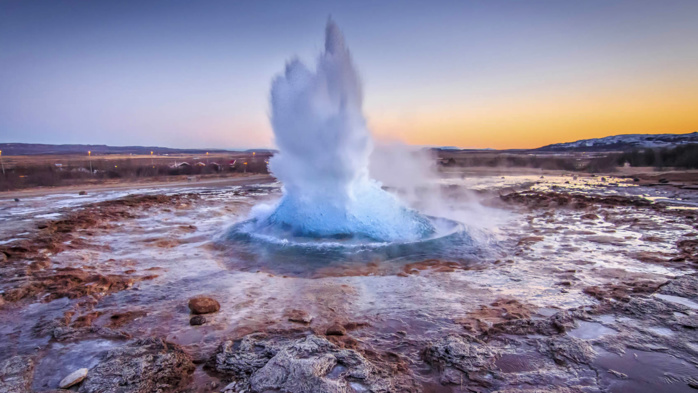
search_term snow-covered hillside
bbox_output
[537,132,698,152]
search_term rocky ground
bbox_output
[0,173,697,392]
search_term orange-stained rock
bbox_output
[188,296,220,314]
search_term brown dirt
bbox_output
[284,309,313,324]
[311,259,472,278]
[0,194,197,304]
[72,311,103,328]
[500,191,655,210]
[107,310,149,328]
[456,298,537,334]
[622,169,698,186]
[2,267,157,303]
[583,280,666,302]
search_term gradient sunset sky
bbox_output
[1,0,697,149]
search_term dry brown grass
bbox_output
[0,153,271,191]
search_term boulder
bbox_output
[210,333,418,393]
[251,335,385,393]
[210,333,287,378]
[78,338,194,393]
[188,296,220,314]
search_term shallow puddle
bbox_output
[655,294,698,310]
[31,339,120,391]
[594,349,698,393]
[646,326,674,337]
[568,321,617,340]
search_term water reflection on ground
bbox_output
[1,172,696,391]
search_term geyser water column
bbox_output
[252,21,435,242]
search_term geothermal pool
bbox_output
[1,173,697,392]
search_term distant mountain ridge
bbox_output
[536,132,698,152]
[0,143,273,156]
[3,132,697,155]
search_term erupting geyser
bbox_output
[246,20,436,243]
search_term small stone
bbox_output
[78,191,87,195]
[59,368,88,388]
[325,323,346,336]
[188,296,220,314]
[286,309,312,324]
[607,369,628,379]
[190,315,207,326]
[222,381,237,392]
[14,198,20,202]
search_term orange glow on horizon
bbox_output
[368,84,698,149]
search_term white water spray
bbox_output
[252,20,434,242]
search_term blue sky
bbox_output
[1,0,697,149]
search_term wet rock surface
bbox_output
[0,356,34,393]
[210,333,285,378]
[78,338,195,393]
[424,334,497,387]
[659,273,698,299]
[210,333,419,393]
[0,194,194,304]
[1,175,697,392]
